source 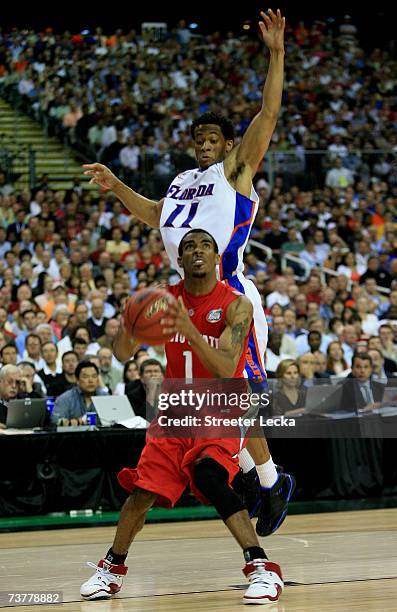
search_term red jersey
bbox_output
[165,280,250,379]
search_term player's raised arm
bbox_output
[112,316,140,363]
[162,295,253,378]
[82,163,164,228]
[225,9,285,178]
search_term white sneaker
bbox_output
[80,559,128,600]
[243,559,283,605]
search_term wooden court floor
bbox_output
[0,508,396,611]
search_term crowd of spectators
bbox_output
[0,15,396,426]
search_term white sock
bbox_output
[256,457,278,488]
[239,448,256,473]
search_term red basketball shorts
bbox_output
[118,434,245,508]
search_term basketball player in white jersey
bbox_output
[84,8,295,536]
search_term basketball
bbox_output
[123,287,177,345]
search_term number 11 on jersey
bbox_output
[163,202,199,228]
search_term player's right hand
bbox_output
[82,163,118,191]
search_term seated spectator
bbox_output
[37,341,63,395]
[339,352,385,412]
[379,324,397,366]
[359,256,392,289]
[271,315,298,357]
[114,360,140,396]
[73,301,90,326]
[325,156,354,189]
[23,333,45,370]
[52,360,109,425]
[17,361,45,398]
[47,350,79,398]
[146,344,167,368]
[340,324,358,365]
[381,290,397,320]
[326,341,350,376]
[297,352,317,387]
[266,277,290,309]
[0,342,18,366]
[87,298,109,340]
[50,304,71,340]
[272,359,306,416]
[312,351,331,381]
[72,337,89,361]
[244,253,267,276]
[367,336,397,375]
[35,323,57,345]
[337,252,361,282]
[319,287,336,323]
[283,308,299,338]
[307,331,322,354]
[296,318,332,355]
[97,318,120,350]
[106,227,129,263]
[356,296,379,336]
[125,359,164,420]
[15,309,38,357]
[265,330,293,376]
[0,364,22,427]
[367,349,388,385]
[97,346,122,393]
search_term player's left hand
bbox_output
[259,8,285,52]
[161,297,196,339]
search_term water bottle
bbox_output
[86,411,97,426]
[46,397,55,415]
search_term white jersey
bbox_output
[160,162,258,279]
[160,162,268,382]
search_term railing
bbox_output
[246,239,273,262]
[0,133,34,187]
[281,252,311,281]
[321,265,391,295]
[264,147,397,190]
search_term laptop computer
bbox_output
[92,395,136,426]
[380,387,397,408]
[6,398,48,429]
[304,384,344,415]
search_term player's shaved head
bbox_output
[178,230,219,256]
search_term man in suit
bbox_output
[340,352,385,413]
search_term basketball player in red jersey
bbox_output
[84,9,293,538]
[80,230,284,605]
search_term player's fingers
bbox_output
[160,316,176,326]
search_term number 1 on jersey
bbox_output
[163,201,199,228]
[183,350,193,379]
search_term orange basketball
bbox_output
[123,287,177,345]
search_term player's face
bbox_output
[178,234,219,278]
[194,125,233,169]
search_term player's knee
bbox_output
[193,458,228,493]
[129,487,156,513]
[193,458,244,521]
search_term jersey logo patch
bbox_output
[188,309,195,317]
[207,308,223,323]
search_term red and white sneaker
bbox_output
[242,559,283,605]
[80,559,128,600]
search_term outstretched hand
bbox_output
[82,163,119,191]
[259,8,285,52]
